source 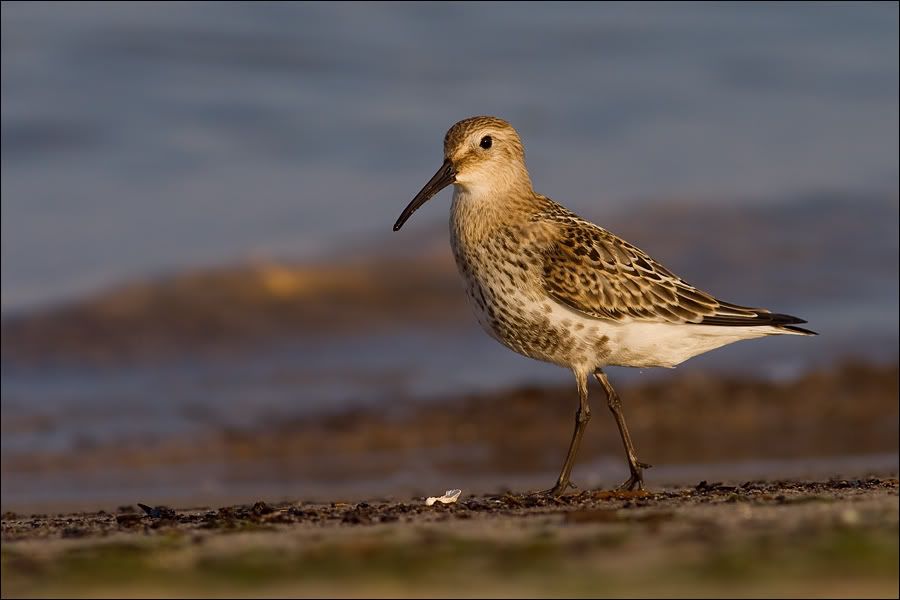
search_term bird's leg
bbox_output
[595,370,651,491]
[542,370,591,497]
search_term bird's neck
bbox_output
[450,178,536,244]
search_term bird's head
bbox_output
[393,116,531,231]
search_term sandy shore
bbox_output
[3,360,897,514]
[2,477,897,598]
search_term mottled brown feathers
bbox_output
[534,199,810,330]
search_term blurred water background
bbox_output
[2,2,898,509]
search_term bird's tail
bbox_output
[764,312,817,336]
[700,304,817,335]
[751,313,817,336]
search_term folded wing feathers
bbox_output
[539,213,815,333]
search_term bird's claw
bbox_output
[617,461,652,491]
[616,476,644,492]
[533,480,578,497]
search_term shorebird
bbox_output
[393,116,815,495]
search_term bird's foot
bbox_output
[532,480,578,498]
[616,461,652,492]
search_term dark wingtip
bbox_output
[769,313,817,334]
[768,313,807,326]
[780,324,818,335]
[760,312,817,335]
[699,310,816,334]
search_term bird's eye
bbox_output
[479,135,492,149]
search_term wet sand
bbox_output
[3,360,897,513]
[2,477,898,598]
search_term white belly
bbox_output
[465,279,777,370]
[603,321,775,368]
[460,275,616,370]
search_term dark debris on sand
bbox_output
[2,477,897,543]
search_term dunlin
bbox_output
[393,116,815,495]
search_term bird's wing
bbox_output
[536,210,801,328]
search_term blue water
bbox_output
[2,2,897,310]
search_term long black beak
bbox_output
[393,159,456,231]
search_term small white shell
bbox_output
[425,489,462,506]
